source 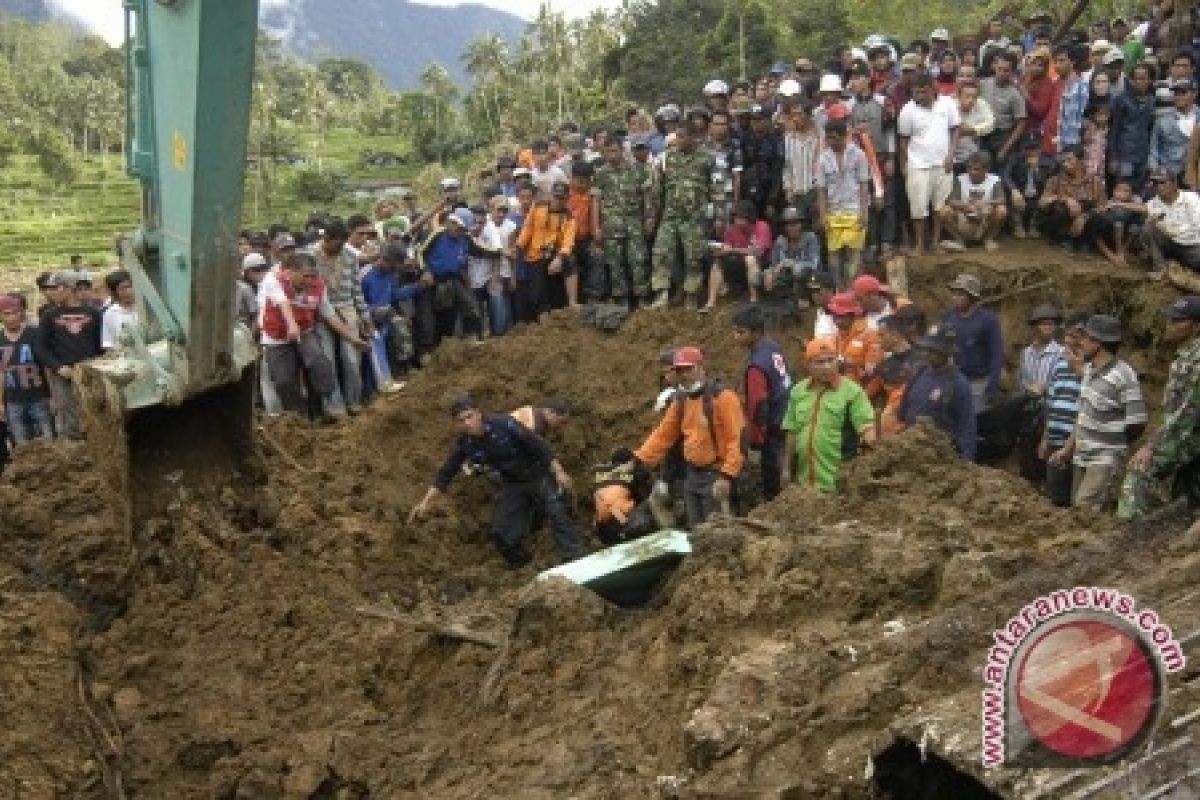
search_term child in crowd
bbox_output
[1081,102,1111,181]
[1096,180,1147,266]
[1003,138,1053,239]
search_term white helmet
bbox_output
[703,79,730,96]
[777,79,802,97]
[818,74,843,94]
[439,176,461,191]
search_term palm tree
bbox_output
[463,34,510,137]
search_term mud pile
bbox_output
[0,249,1195,798]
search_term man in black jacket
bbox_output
[35,271,102,439]
[410,395,586,567]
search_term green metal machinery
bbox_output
[78,0,263,523]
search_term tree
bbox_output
[317,58,381,104]
[606,0,726,105]
[463,34,510,136]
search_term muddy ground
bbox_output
[1,244,1197,799]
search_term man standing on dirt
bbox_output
[1048,315,1147,511]
[941,273,1003,413]
[733,305,792,501]
[898,325,978,459]
[310,220,372,416]
[1121,296,1200,519]
[632,346,745,526]
[593,135,654,307]
[410,396,585,568]
[648,121,719,310]
[1040,313,1089,507]
[781,338,876,492]
[0,295,52,445]
[260,253,369,422]
[34,271,102,440]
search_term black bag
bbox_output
[433,280,457,312]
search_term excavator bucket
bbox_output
[77,361,264,531]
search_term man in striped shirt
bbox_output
[1039,313,1088,507]
[1049,314,1147,511]
[1015,303,1065,483]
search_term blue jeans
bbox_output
[7,398,53,445]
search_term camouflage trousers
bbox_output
[601,232,650,299]
[1117,458,1200,520]
[652,215,708,294]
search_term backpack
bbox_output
[672,379,746,462]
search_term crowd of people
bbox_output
[409,275,1200,567]
[3,9,1200,565]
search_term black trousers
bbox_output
[1045,459,1073,508]
[493,478,586,565]
[425,276,480,345]
[758,426,785,501]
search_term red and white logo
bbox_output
[1012,617,1160,762]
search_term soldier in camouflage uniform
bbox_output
[593,135,655,303]
[1119,295,1200,519]
[649,120,721,310]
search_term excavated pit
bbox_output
[0,244,1197,798]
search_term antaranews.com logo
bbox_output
[981,586,1186,768]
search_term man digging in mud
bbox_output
[410,395,586,567]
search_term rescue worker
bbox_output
[781,338,877,492]
[1120,295,1200,519]
[510,398,573,438]
[592,447,656,545]
[632,346,745,526]
[827,291,884,384]
[410,396,586,567]
[869,309,926,436]
[732,305,792,500]
[593,134,655,306]
[899,324,978,459]
[648,121,721,310]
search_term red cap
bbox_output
[672,346,705,368]
[826,292,864,316]
[826,102,850,121]
[851,274,885,296]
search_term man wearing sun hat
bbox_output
[633,345,745,526]
[780,337,876,491]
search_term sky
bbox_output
[47,0,622,46]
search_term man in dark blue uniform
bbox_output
[410,396,586,567]
[899,325,978,459]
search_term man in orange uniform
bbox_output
[868,311,925,436]
[513,182,576,318]
[826,291,883,384]
[632,345,746,527]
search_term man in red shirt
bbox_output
[260,252,368,420]
[733,305,792,500]
[704,200,772,311]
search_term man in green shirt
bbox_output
[782,337,877,492]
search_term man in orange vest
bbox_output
[510,398,573,438]
[632,345,745,526]
[826,291,883,384]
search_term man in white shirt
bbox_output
[100,270,138,351]
[1143,169,1200,277]
[937,152,1007,251]
[897,74,961,256]
[530,139,568,200]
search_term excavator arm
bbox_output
[78,0,264,529]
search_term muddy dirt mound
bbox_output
[0,250,1194,798]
